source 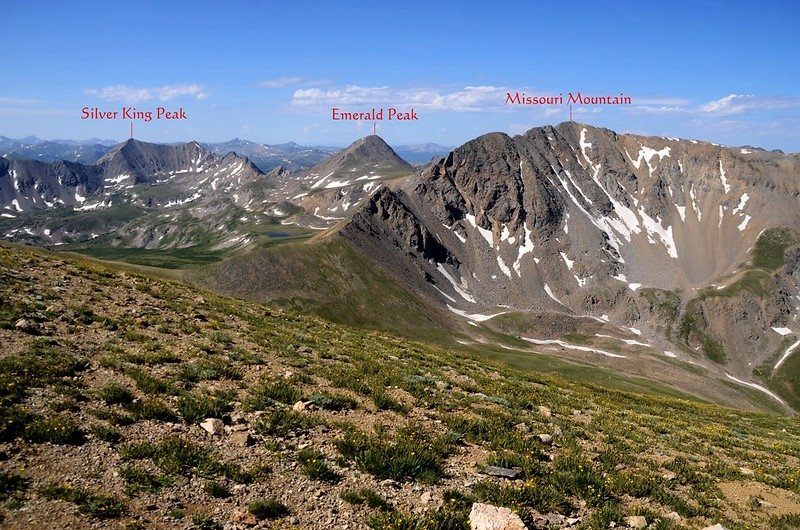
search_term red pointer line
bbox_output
[130,122,133,139]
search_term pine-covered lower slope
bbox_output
[0,243,799,529]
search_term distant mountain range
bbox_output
[0,135,451,171]
[202,139,339,172]
[392,143,452,164]
[0,136,118,165]
[0,134,417,252]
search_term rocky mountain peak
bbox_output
[336,123,800,397]
[327,135,413,173]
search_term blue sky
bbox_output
[2,0,799,151]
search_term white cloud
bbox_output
[291,84,509,112]
[84,84,209,103]
[259,76,305,88]
[0,96,39,105]
[258,76,328,88]
[430,86,510,111]
[699,94,753,115]
[292,85,390,105]
[633,105,685,114]
[290,86,800,126]
[699,94,800,116]
[0,107,72,117]
[621,94,800,117]
[574,107,602,114]
[635,97,690,106]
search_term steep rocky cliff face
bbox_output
[337,123,800,401]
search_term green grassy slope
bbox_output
[188,236,459,342]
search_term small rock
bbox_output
[739,466,755,476]
[514,423,530,433]
[14,318,38,334]
[552,425,562,437]
[751,496,776,509]
[566,517,581,526]
[421,491,432,504]
[199,418,224,435]
[528,510,548,527]
[232,510,257,526]
[571,409,582,416]
[469,502,527,530]
[539,406,552,418]
[701,525,729,530]
[624,515,647,528]
[380,479,399,488]
[537,434,553,444]
[662,470,677,481]
[293,401,307,412]
[483,465,520,479]
[45,303,65,313]
[228,431,253,447]
[664,512,681,522]
[544,513,563,525]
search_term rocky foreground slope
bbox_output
[1,243,799,529]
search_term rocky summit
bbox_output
[267,135,415,230]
